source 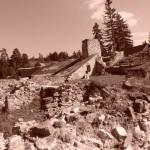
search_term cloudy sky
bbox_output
[0,0,149,57]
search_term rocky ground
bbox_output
[0,76,150,149]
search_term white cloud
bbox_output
[85,1,139,26]
[86,0,105,9]
[132,32,148,45]
[85,0,105,20]
[134,39,145,46]
[119,11,138,27]
[91,5,105,20]
[119,11,134,20]
[132,32,148,37]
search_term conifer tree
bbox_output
[148,32,150,44]
[10,48,22,70]
[114,13,133,51]
[92,23,106,56]
[0,48,9,78]
[103,0,133,55]
[103,0,117,55]
[21,53,30,68]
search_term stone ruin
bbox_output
[32,39,105,83]
[1,42,150,149]
[82,39,101,58]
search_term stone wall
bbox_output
[69,55,97,79]
[40,81,87,112]
[82,39,101,58]
[32,75,65,85]
[0,78,40,110]
[110,51,124,66]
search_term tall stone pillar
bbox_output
[82,39,101,58]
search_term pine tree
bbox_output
[39,53,44,62]
[58,51,69,61]
[10,48,22,70]
[103,0,117,55]
[148,32,150,44]
[76,50,82,58]
[51,51,59,61]
[71,51,77,59]
[92,23,106,56]
[0,48,9,78]
[21,53,30,68]
[114,13,133,51]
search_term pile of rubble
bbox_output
[0,78,150,149]
[118,46,150,67]
[107,46,150,76]
[0,78,40,110]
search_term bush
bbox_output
[35,62,41,67]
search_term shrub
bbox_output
[35,62,41,67]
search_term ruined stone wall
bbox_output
[110,51,124,66]
[40,81,87,106]
[32,75,65,85]
[82,39,101,58]
[0,78,40,110]
[69,55,97,79]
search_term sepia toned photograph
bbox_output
[0,0,149,149]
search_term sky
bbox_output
[0,0,149,58]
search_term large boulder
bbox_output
[35,136,56,150]
[0,133,6,150]
[13,120,37,134]
[59,127,76,144]
[31,120,54,137]
[97,129,114,140]
[8,135,24,150]
[133,100,148,113]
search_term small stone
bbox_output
[87,137,103,148]
[18,118,23,122]
[53,92,60,97]
[124,131,133,148]
[0,133,6,150]
[70,107,80,113]
[99,114,105,122]
[88,97,96,104]
[133,125,146,140]
[144,142,149,149]
[74,141,78,147]
[76,94,83,101]
[111,126,127,141]
[24,141,36,150]
[86,113,96,123]
[128,106,136,121]
[46,102,58,108]
[147,133,150,142]
[97,129,114,140]
[35,137,56,150]
[124,145,134,150]
[123,80,132,89]
[140,119,150,133]
[80,136,86,143]
[53,121,63,128]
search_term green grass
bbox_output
[90,75,125,86]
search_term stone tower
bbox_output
[82,39,101,58]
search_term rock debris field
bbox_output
[0,76,150,149]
